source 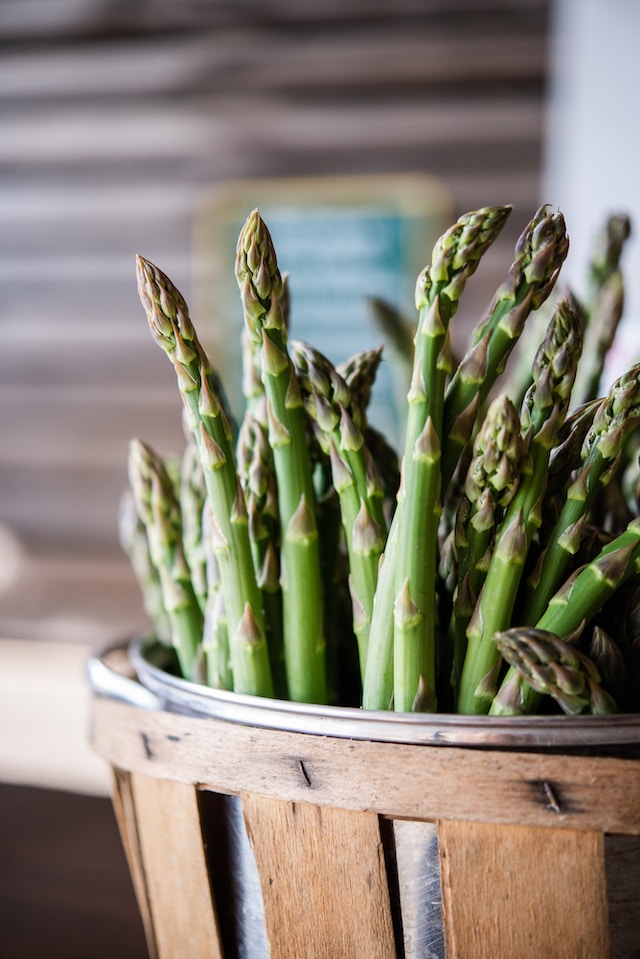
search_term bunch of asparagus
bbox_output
[122,204,640,716]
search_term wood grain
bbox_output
[242,794,397,959]
[111,767,157,959]
[91,698,640,836]
[438,819,610,959]
[129,773,223,959]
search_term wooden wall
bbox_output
[0,0,550,640]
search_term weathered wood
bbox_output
[91,698,640,836]
[242,794,397,959]
[129,773,223,959]
[111,768,158,959]
[438,819,610,959]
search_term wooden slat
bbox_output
[242,794,397,959]
[438,819,610,959]
[111,768,158,959]
[91,698,640,836]
[0,34,546,101]
[0,98,543,167]
[129,773,224,959]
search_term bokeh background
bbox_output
[1,1,639,956]
[0,0,552,646]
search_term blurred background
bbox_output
[1,0,638,955]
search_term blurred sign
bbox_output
[194,174,453,441]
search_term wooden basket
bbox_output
[89,644,640,959]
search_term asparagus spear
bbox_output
[491,516,640,714]
[235,211,326,704]
[200,502,233,690]
[127,438,204,680]
[448,394,524,696]
[118,487,171,644]
[136,255,274,698]
[457,295,583,714]
[336,345,384,430]
[289,339,387,677]
[442,205,569,489]
[362,208,510,712]
[179,436,208,614]
[493,627,617,715]
[571,213,631,408]
[391,205,511,712]
[236,409,286,697]
[523,362,640,624]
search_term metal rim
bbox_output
[127,637,640,749]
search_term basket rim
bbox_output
[85,636,640,750]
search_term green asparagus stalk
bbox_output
[571,213,631,408]
[448,394,524,696]
[391,205,511,712]
[336,345,384,430]
[493,627,617,715]
[118,488,171,644]
[442,205,569,488]
[544,398,601,503]
[367,296,415,396]
[289,339,387,676]
[127,438,204,680]
[201,502,232,689]
[457,295,583,714]
[241,272,291,425]
[523,362,640,624]
[537,517,640,637]
[136,255,274,698]
[179,436,208,613]
[491,516,640,714]
[236,409,286,697]
[362,208,510,712]
[235,211,326,704]
[588,625,626,702]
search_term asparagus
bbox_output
[236,409,286,697]
[523,362,640,624]
[571,213,631,408]
[537,518,640,635]
[448,394,524,697]
[235,211,326,704]
[457,295,583,713]
[367,296,415,396]
[136,255,274,698]
[362,208,510,712]
[127,438,204,680]
[491,516,640,714]
[118,488,171,644]
[441,206,569,488]
[493,627,617,715]
[391,205,511,712]
[200,503,233,690]
[241,271,291,425]
[289,339,387,677]
[588,625,626,702]
[336,345,384,430]
[544,398,601,504]
[179,436,208,613]
[125,199,640,720]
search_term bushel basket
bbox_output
[88,640,640,959]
